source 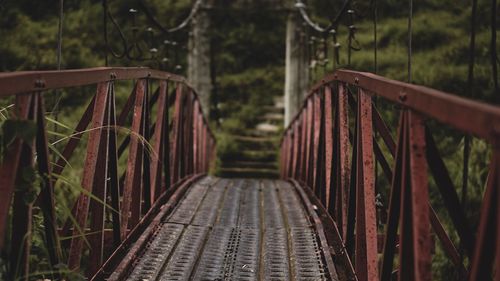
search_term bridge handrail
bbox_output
[0,67,216,279]
[280,70,499,281]
[0,67,185,95]
[284,69,500,142]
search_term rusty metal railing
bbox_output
[280,70,499,281]
[0,67,215,280]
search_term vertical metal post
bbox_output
[9,94,36,281]
[68,82,110,269]
[120,80,146,239]
[150,81,168,202]
[354,89,378,281]
[324,86,333,210]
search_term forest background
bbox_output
[0,0,499,279]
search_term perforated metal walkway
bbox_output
[124,177,336,280]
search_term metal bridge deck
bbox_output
[125,177,334,280]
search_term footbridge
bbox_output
[0,67,498,280]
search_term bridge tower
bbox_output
[187,2,213,117]
[188,1,308,123]
[284,9,309,126]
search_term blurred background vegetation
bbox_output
[0,0,499,279]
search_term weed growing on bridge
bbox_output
[0,104,160,279]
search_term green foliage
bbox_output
[0,0,498,279]
[217,66,283,127]
[1,119,37,149]
[0,1,104,70]
[215,132,239,158]
[210,9,286,166]
[328,2,500,102]
[219,117,246,135]
[211,9,286,126]
[0,118,41,205]
[16,167,42,205]
[211,10,285,72]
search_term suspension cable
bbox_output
[138,0,204,34]
[460,0,479,265]
[491,0,498,100]
[373,0,378,74]
[322,34,328,74]
[52,0,64,119]
[103,0,109,66]
[331,29,339,69]
[102,0,130,61]
[372,0,379,218]
[102,0,199,65]
[407,0,413,83]
[346,6,361,67]
[294,0,350,33]
[463,0,477,210]
[347,7,352,66]
[57,0,64,70]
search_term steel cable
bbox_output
[373,0,377,74]
[491,0,498,100]
[460,0,478,267]
[372,0,380,225]
[347,7,361,66]
[463,0,478,214]
[138,0,203,34]
[52,0,64,121]
[102,0,200,64]
[103,0,129,61]
[295,0,350,33]
[407,0,413,83]
[57,0,63,70]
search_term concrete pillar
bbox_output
[188,7,213,118]
[284,11,309,127]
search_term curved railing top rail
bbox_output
[285,69,500,142]
[0,67,214,139]
[0,67,186,96]
[280,70,499,280]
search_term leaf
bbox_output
[52,173,119,214]
[47,143,72,169]
[47,130,68,138]
[45,116,73,131]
